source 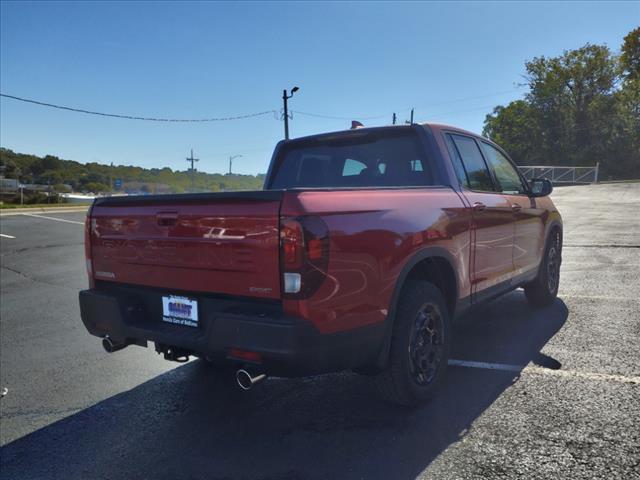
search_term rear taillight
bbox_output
[84,214,95,289]
[280,216,329,298]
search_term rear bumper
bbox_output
[79,286,385,376]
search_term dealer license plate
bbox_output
[162,295,199,327]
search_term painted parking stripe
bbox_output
[0,208,89,217]
[560,294,637,302]
[564,244,640,249]
[20,213,84,225]
[561,261,640,266]
[448,359,640,384]
[0,233,16,239]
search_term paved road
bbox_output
[1,184,639,480]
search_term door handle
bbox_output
[472,202,486,212]
[156,211,178,227]
[511,204,522,212]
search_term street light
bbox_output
[229,154,243,175]
[282,86,299,140]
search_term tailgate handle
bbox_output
[156,211,178,227]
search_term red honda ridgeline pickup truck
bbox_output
[79,123,562,405]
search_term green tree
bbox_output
[41,155,62,170]
[484,100,544,165]
[620,27,640,80]
[84,182,110,193]
[484,31,639,180]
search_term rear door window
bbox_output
[450,134,495,192]
[444,134,471,188]
[342,158,367,176]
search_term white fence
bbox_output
[518,163,599,184]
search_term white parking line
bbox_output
[448,359,640,384]
[561,261,640,266]
[0,233,16,239]
[0,208,89,217]
[20,213,84,225]
[560,294,637,302]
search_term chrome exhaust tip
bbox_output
[236,369,267,390]
[102,336,127,353]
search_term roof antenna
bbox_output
[351,120,364,129]
[405,108,415,125]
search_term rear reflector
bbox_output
[228,348,262,363]
[307,238,323,260]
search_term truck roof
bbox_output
[284,122,484,144]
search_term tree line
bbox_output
[0,147,265,195]
[483,28,639,180]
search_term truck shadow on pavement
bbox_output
[0,291,568,480]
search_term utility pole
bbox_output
[229,154,243,175]
[282,86,299,140]
[392,113,396,125]
[186,149,199,192]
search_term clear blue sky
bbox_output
[1,1,638,175]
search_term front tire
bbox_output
[524,229,562,307]
[374,281,451,407]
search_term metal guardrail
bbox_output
[518,163,599,184]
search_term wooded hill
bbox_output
[0,147,265,193]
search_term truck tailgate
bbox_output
[89,191,283,299]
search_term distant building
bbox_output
[0,178,19,192]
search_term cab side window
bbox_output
[450,134,495,192]
[480,142,526,194]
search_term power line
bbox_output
[417,103,500,121]
[290,110,396,121]
[414,88,524,110]
[291,89,525,122]
[0,93,276,122]
[1,89,524,126]
[3,86,582,130]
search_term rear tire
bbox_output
[374,281,451,407]
[524,229,562,307]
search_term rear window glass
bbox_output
[268,130,433,189]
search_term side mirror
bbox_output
[529,178,553,197]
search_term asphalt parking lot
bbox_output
[1,183,639,480]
